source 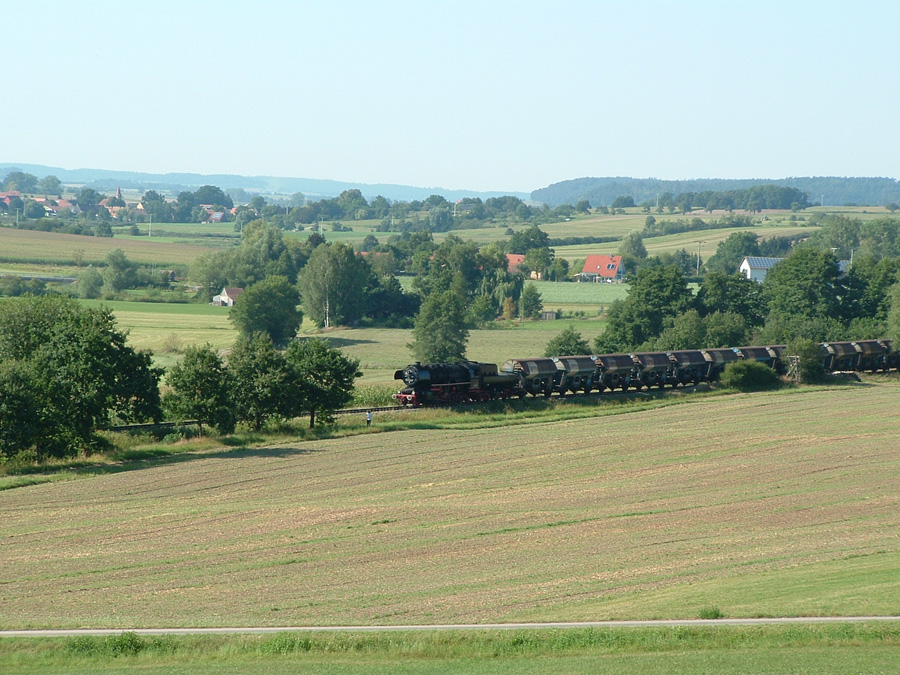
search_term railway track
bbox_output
[108,381,712,434]
[108,405,412,433]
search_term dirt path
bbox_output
[3,616,899,637]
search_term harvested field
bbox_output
[0,227,219,266]
[1,385,899,628]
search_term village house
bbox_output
[739,255,851,282]
[739,256,783,282]
[505,253,525,274]
[577,254,625,282]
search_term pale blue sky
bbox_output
[3,0,897,192]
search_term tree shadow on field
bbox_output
[68,444,324,480]
[321,337,377,348]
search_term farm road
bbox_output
[4,616,899,637]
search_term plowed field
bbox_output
[1,385,898,628]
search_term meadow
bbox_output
[2,382,898,631]
[2,624,899,674]
[82,289,617,381]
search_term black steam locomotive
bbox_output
[393,339,895,406]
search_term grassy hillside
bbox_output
[1,383,898,629]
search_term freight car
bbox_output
[393,339,896,406]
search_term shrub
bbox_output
[260,633,313,654]
[105,631,146,656]
[787,337,826,383]
[719,361,781,392]
[699,606,725,619]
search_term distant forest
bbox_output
[532,177,900,209]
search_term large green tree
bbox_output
[229,275,302,346]
[409,290,469,362]
[228,333,295,431]
[2,171,38,192]
[193,185,233,209]
[763,248,842,320]
[285,338,360,428]
[163,344,234,434]
[0,295,162,458]
[300,243,371,328]
[705,231,761,275]
[696,272,767,326]
[595,265,693,352]
[520,283,543,319]
[507,226,550,254]
[102,248,136,292]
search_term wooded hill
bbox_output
[532,176,900,208]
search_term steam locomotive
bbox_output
[393,339,895,406]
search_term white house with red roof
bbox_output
[578,254,625,282]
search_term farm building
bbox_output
[739,256,783,282]
[212,287,244,307]
[577,254,624,282]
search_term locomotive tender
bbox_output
[393,339,896,406]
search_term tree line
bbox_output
[0,295,360,463]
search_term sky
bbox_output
[3,0,898,193]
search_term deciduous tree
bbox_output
[285,338,360,428]
[300,243,371,328]
[228,333,294,431]
[229,275,302,346]
[705,231,760,275]
[544,326,591,357]
[0,296,162,458]
[763,248,842,320]
[595,265,693,352]
[409,290,468,362]
[163,345,234,434]
[520,283,543,319]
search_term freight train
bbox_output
[393,339,895,406]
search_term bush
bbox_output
[787,337,826,383]
[699,606,725,619]
[719,361,782,392]
[106,631,146,656]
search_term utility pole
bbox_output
[696,240,705,276]
[148,214,152,238]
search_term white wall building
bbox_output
[739,257,783,282]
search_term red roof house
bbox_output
[506,253,525,274]
[578,254,624,282]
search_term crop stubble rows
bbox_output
[1,387,898,629]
